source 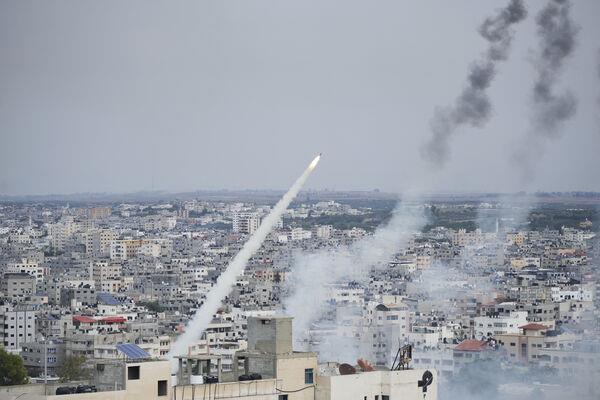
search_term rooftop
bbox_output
[519,323,548,331]
[455,340,490,352]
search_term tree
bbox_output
[58,355,90,383]
[0,347,28,386]
[141,300,164,313]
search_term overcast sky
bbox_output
[1,0,599,195]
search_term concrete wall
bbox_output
[123,360,171,400]
[276,354,317,400]
[0,381,88,398]
[316,369,438,400]
[0,383,46,400]
[247,317,293,355]
[247,353,276,379]
[173,379,278,400]
[47,391,127,400]
[0,360,170,400]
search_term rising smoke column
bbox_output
[597,48,600,119]
[531,0,579,135]
[513,0,579,181]
[421,0,527,167]
[168,154,321,372]
[283,198,426,355]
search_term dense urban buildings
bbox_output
[0,191,598,399]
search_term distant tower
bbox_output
[495,218,499,234]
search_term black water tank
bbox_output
[75,385,97,393]
[55,387,76,395]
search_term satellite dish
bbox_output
[339,363,356,375]
[418,370,434,393]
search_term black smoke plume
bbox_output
[597,49,600,115]
[531,0,579,137]
[512,0,580,182]
[422,0,527,167]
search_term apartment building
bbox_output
[233,212,261,234]
[5,258,45,282]
[1,273,36,301]
[0,304,36,350]
[473,311,528,340]
[496,323,577,363]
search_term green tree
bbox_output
[0,347,29,386]
[141,301,164,313]
[58,355,90,383]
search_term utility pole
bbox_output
[43,337,48,394]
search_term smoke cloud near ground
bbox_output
[168,155,320,373]
[421,0,527,168]
[283,199,427,354]
[411,200,599,400]
[513,0,579,182]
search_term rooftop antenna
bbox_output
[391,343,412,371]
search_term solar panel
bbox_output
[97,292,121,306]
[116,343,151,359]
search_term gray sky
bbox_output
[1,0,599,195]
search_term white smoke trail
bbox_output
[283,198,426,352]
[168,154,321,372]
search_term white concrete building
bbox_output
[316,368,438,400]
[551,286,594,302]
[362,301,411,365]
[326,283,364,306]
[0,305,36,350]
[233,212,261,234]
[314,225,333,239]
[474,311,528,340]
[5,258,45,282]
[291,227,312,241]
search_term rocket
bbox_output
[309,153,321,170]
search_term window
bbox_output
[382,396,390,400]
[278,396,288,400]
[127,366,140,380]
[157,380,167,396]
[304,368,314,384]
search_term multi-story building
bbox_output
[21,340,66,377]
[88,207,112,220]
[5,258,45,282]
[473,311,528,340]
[1,272,37,301]
[0,304,36,350]
[313,225,333,239]
[232,212,261,235]
[60,284,97,307]
[92,261,122,293]
[362,300,411,365]
[110,239,145,260]
[496,323,577,363]
[49,218,79,252]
